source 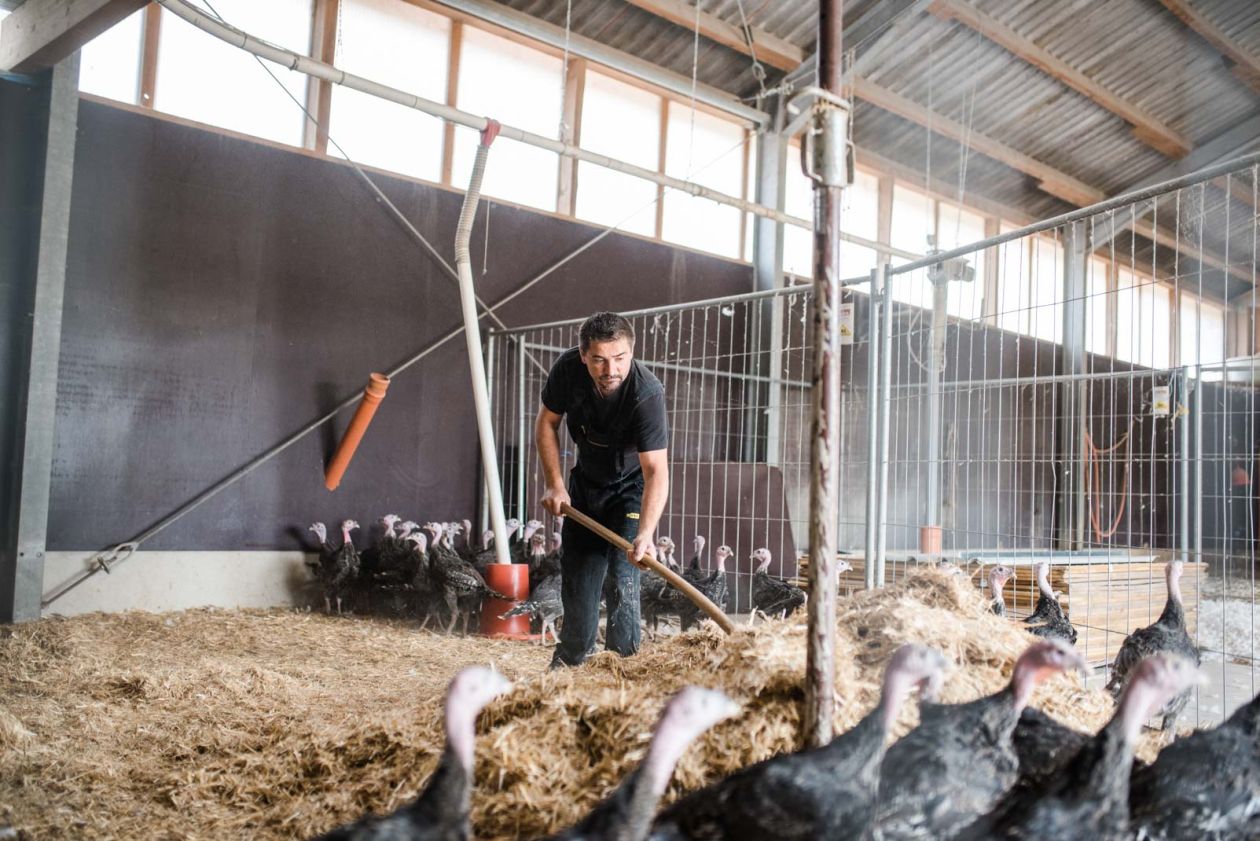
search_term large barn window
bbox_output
[840,169,880,287]
[78,7,144,105]
[574,70,660,237]
[450,26,562,211]
[1029,235,1064,345]
[1116,268,1171,369]
[889,184,934,309]
[327,0,449,182]
[996,224,1030,336]
[661,103,744,259]
[1179,294,1226,369]
[1085,255,1109,356]
[155,0,312,146]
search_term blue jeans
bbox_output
[551,472,642,667]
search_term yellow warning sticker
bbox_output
[626,512,640,519]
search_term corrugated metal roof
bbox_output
[499,0,1258,276]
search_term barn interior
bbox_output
[3,0,1260,838]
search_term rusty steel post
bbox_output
[804,0,847,749]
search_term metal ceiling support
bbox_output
[1057,221,1088,551]
[4,52,78,623]
[804,0,846,751]
[754,97,788,468]
[432,0,768,126]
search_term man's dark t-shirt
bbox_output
[541,347,668,488]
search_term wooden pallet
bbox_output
[794,550,1203,667]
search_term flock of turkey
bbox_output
[306,516,816,639]
[317,635,1255,840]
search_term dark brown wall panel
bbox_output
[47,100,753,550]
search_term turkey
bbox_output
[528,531,562,591]
[1027,592,1078,646]
[686,535,706,571]
[871,638,1087,840]
[650,644,947,841]
[372,514,416,586]
[657,536,678,570]
[544,687,740,841]
[1106,560,1199,734]
[307,522,335,575]
[956,653,1203,841]
[424,522,507,634]
[641,539,682,639]
[1023,561,1057,624]
[499,570,562,645]
[312,666,512,840]
[677,545,730,632]
[406,532,437,628]
[470,529,498,574]
[1128,688,1260,840]
[987,565,1014,618]
[511,519,544,565]
[312,519,361,615]
[749,548,805,621]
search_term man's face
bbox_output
[580,337,633,398]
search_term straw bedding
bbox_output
[1,571,1155,839]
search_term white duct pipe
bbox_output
[154,0,914,260]
[455,122,511,566]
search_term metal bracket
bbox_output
[789,86,855,189]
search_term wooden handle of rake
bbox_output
[560,503,734,634]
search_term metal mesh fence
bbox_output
[487,160,1260,725]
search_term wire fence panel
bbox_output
[488,160,1259,727]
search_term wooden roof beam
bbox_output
[1,0,146,73]
[1157,0,1260,96]
[928,0,1192,158]
[621,0,804,73]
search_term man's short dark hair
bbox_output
[579,312,635,351]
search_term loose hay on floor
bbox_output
[1,571,1150,840]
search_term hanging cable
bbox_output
[732,0,768,99]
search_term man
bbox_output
[537,311,669,668]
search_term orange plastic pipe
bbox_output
[324,373,390,490]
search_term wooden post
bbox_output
[556,56,585,215]
[138,2,160,108]
[804,0,845,750]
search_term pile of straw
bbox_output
[1,571,1142,839]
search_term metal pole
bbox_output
[924,273,947,549]
[1193,365,1204,568]
[756,100,788,467]
[1060,221,1088,550]
[517,337,529,529]
[481,332,496,536]
[6,54,79,623]
[876,263,895,587]
[804,0,845,750]
[1180,371,1192,564]
[864,266,882,588]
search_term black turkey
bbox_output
[1023,561,1057,624]
[871,638,1087,840]
[307,522,335,575]
[406,532,437,628]
[749,547,805,621]
[500,572,562,645]
[1027,593,1077,646]
[1128,688,1260,840]
[677,545,730,632]
[544,687,740,841]
[527,531,561,591]
[641,539,682,639]
[987,565,1014,618]
[312,519,361,615]
[1106,560,1199,733]
[511,519,544,565]
[424,522,507,634]
[956,653,1203,841]
[650,644,947,841]
[686,535,706,571]
[312,666,512,840]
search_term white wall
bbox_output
[42,551,315,616]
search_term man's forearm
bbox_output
[536,417,565,490]
[637,464,669,541]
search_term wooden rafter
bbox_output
[0,0,146,73]
[621,0,804,72]
[928,0,1192,158]
[1157,0,1260,95]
